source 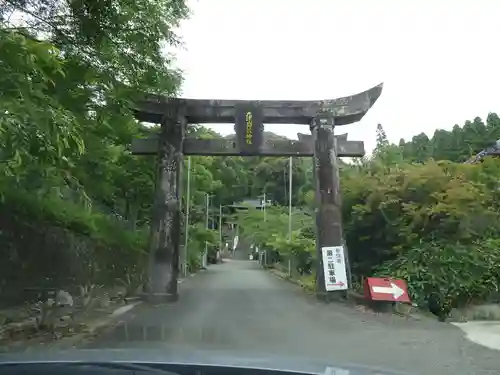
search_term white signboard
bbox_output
[322,246,348,291]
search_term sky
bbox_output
[170,0,500,153]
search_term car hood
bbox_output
[0,347,415,375]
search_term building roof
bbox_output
[228,198,265,209]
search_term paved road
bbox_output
[87,260,500,375]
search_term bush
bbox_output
[268,232,316,275]
[186,223,219,270]
[342,160,499,277]
[3,189,147,251]
[375,239,500,307]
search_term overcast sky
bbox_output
[171,0,499,153]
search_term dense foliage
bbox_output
[0,0,189,293]
[237,120,500,308]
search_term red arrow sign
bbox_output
[364,277,411,303]
[327,281,345,287]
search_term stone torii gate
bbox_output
[131,83,383,303]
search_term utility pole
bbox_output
[283,168,287,205]
[204,193,209,269]
[219,204,223,254]
[204,193,215,268]
[263,192,266,222]
[205,193,210,229]
[183,156,191,276]
[288,156,292,241]
[258,193,267,222]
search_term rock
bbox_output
[449,304,500,322]
[134,284,145,295]
[99,294,110,308]
[110,286,127,299]
[59,315,73,323]
[393,302,413,316]
[55,290,73,307]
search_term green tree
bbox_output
[375,123,389,150]
[0,0,190,299]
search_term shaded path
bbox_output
[87,261,500,374]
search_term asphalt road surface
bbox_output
[87,260,500,375]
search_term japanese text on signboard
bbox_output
[234,103,264,155]
[321,246,348,291]
[325,248,336,284]
[245,112,253,144]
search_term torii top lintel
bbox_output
[134,83,383,125]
